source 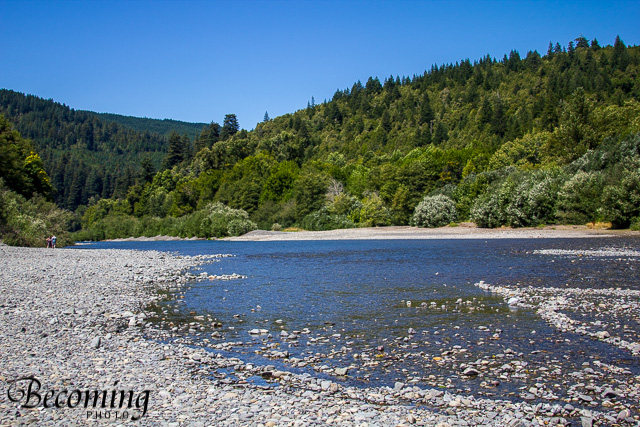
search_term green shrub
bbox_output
[412,194,457,228]
[194,202,257,237]
[0,179,74,247]
[300,208,355,231]
[357,193,391,226]
[470,169,562,228]
[557,171,604,224]
[600,168,640,228]
[470,190,507,228]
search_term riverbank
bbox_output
[0,245,636,426]
[225,224,634,241]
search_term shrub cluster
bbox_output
[0,178,74,247]
[411,194,458,228]
[74,202,256,241]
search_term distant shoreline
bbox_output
[224,224,637,241]
[96,224,638,243]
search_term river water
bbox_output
[79,237,640,408]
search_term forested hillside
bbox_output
[91,113,205,139]
[0,89,206,210]
[9,36,640,242]
[75,36,640,240]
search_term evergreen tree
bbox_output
[263,111,270,122]
[220,114,239,140]
[419,93,435,125]
[612,35,629,71]
[181,133,193,163]
[575,35,589,49]
[433,121,449,144]
[546,41,554,58]
[140,155,156,183]
[163,131,185,169]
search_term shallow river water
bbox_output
[80,237,640,410]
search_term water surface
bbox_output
[79,237,640,405]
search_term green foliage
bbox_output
[600,166,640,228]
[11,37,640,236]
[294,171,330,218]
[357,193,392,226]
[0,91,175,209]
[300,207,355,231]
[0,178,74,247]
[260,161,299,203]
[471,169,563,227]
[75,201,256,240]
[412,194,458,228]
[556,171,604,224]
[163,131,191,169]
[489,132,549,170]
[0,114,52,199]
[93,113,205,139]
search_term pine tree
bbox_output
[419,93,435,125]
[433,121,449,144]
[547,41,554,58]
[140,155,156,183]
[163,131,185,169]
[220,114,239,140]
[263,111,270,122]
[612,35,629,71]
[575,35,589,49]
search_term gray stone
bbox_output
[580,416,593,427]
[334,367,349,376]
[90,336,101,349]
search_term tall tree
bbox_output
[163,131,185,169]
[221,114,239,140]
[419,93,435,125]
[140,155,156,183]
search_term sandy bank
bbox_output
[226,224,634,241]
[104,235,206,242]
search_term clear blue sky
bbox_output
[2,0,639,129]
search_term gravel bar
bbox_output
[1,245,637,426]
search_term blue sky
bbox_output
[2,0,639,129]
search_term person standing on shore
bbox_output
[45,236,51,248]
[51,235,56,249]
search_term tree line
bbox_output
[76,36,640,240]
[2,36,640,245]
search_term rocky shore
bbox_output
[1,245,638,426]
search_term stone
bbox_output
[580,416,593,427]
[334,367,349,376]
[507,297,521,306]
[617,409,631,421]
[463,367,480,376]
[90,336,101,349]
